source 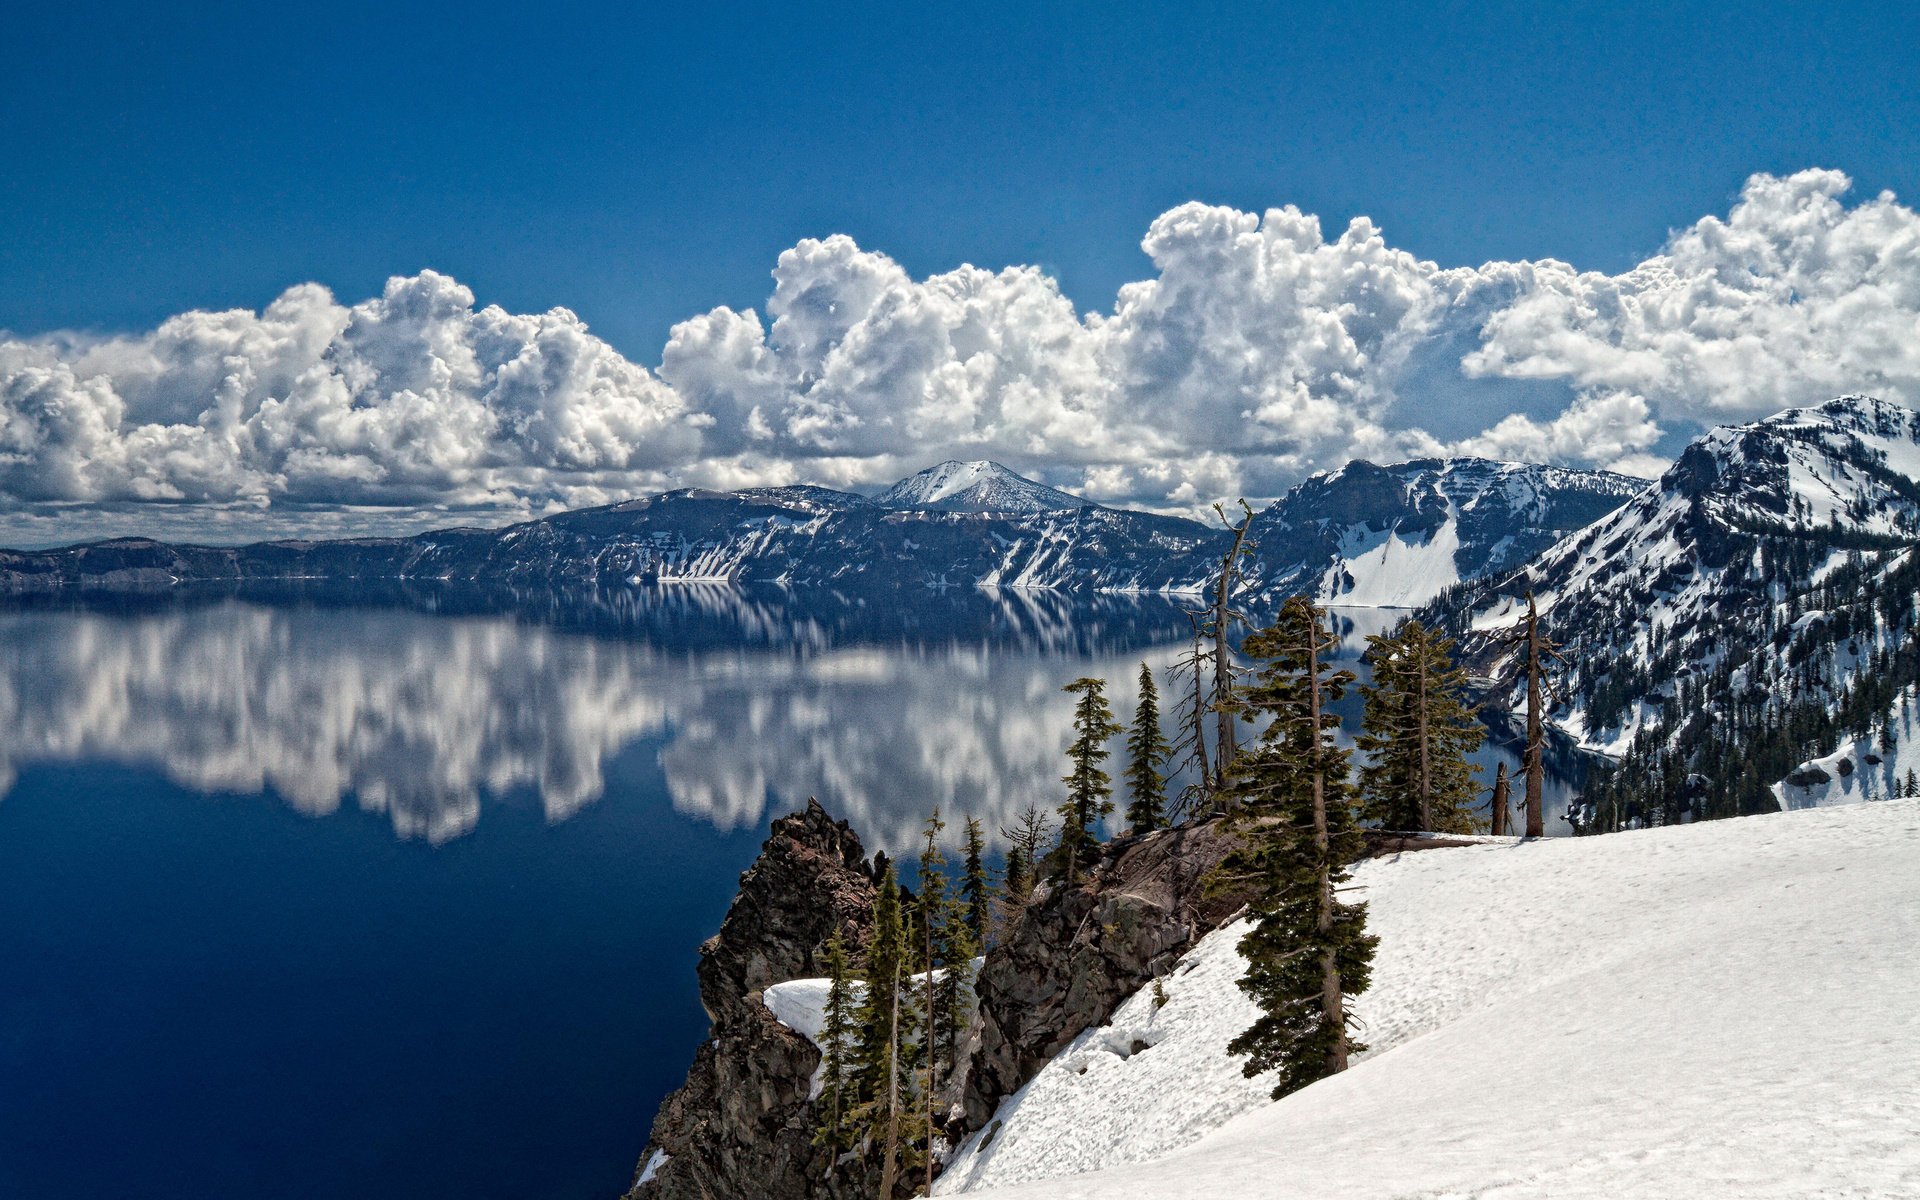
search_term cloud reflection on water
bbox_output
[0,593,1191,852]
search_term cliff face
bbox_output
[628,800,879,1200]
[625,805,1254,1200]
[962,820,1250,1130]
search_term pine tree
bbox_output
[1357,620,1485,833]
[915,812,947,1199]
[1054,677,1122,884]
[1124,662,1172,833]
[1489,760,1512,836]
[813,927,857,1161]
[1214,595,1377,1100]
[960,817,990,948]
[852,865,916,1193]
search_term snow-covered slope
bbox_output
[1776,682,1920,808]
[876,461,1094,513]
[942,800,1920,1199]
[1458,397,1920,742]
[1244,457,1641,609]
[1430,397,1920,824]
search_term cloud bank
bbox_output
[4,169,1917,540]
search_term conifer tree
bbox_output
[1214,595,1377,1099]
[852,865,915,1193]
[1125,662,1172,833]
[1357,620,1484,833]
[813,927,857,1161]
[1489,760,1512,836]
[960,817,990,947]
[1055,677,1122,884]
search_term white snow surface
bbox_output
[945,800,1920,1199]
[1322,518,1462,607]
[764,976,835,1045]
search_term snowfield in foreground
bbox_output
[945,800,1920,1199]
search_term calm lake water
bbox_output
[0,586,1572,1200]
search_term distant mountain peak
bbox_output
[875,460,1094,513]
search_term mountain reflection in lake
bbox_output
[0,586,1575,853]
[0,586,1210,855]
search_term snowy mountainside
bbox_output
[1430,396,1920,825]
[1775,682,1920,808]
[0,457,1635,602]
[1242,457,1641,609]
[876,461,1094,513]
[944,801,1920,1199]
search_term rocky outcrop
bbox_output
[627,800,879,1200]
[627,803,1483,1199]
[961,818,1250,1130]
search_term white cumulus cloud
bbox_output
[4,169,1920,541]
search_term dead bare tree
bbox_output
[1496,590,1568,838]
[1205,500,1257,802]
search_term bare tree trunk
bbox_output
[1490,761,1510,837]
[1212,556,1237,792]
[1416,649,1432,832]
[1189,621,1212,808]
[924,915,936,1197]
[1209,502,1255,799]
[1524,593,1545,839]
[1306,610,1347,1075]
[879,958,902,1200]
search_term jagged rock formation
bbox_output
[961,819,1250,1130]
[628,800,879,1200]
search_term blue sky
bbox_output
[3,1,1919,540]
[9,0,1914,351]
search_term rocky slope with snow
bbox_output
[1243,456,1640,607]
[942,800,1920,1200]
[1431,396,1920,826]
[0,458,1634,605]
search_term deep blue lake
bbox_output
[0,586,1571,1200]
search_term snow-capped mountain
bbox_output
[1243,458,1642,608]
[0,458,1637,604]
[875,460,1094,513]
[1434,396,1920,824]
